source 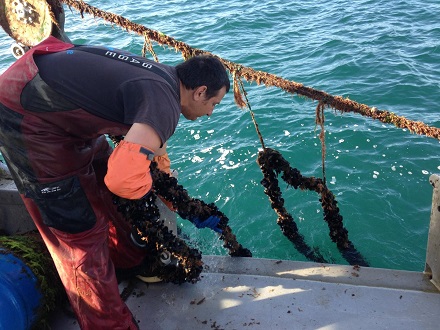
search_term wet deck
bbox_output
[49,255,440,330]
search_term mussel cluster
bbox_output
[114,192,203,284]
[257,147,369,267]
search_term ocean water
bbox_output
[0,0,439,272]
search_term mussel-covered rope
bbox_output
[108,135,251,284]
[257,148,369,266]
[150,162,252,258]
[257,153,327,263]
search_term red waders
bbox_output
[0,37,146,329]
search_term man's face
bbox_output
[181,86,227,121]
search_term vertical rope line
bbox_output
[236,77,266,150]
[315,101,327,184]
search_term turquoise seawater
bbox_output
[1,0,439,271]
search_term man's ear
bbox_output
[193,86,207,100]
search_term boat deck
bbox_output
[49,255,440,330]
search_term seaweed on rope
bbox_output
[58,0,440,140]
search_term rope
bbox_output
[59,0,440,141]
[315,101,327,184]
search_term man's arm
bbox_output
[124,123,162,152]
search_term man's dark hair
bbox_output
[176,55,230,98]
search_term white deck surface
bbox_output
[50,255,440,330]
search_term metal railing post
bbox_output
[426,174,440,291]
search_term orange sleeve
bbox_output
[153,152,171,175]
[104,140,154,199]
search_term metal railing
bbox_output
[426,174,440,291]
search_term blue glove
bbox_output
[192,215,222,233]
